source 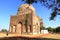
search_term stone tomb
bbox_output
[9,4,44,34]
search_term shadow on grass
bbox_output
[0,36,60,40]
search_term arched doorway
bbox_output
[28,25,31,33]
[10,26,13,32]
[22,24,26,33]
[16,22,22,34]
[12,25,16,32]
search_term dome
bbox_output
[18,4,35,12]
[17,4,36,15]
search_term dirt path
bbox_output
[0,33,60,40]
[41,34,60,39]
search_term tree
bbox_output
[22,0,60,20]
[40,26,45,30]
[56,26,60,33]
[46,27,53,32]
[53,28,56,33]
[40,22,45,30]
[1,29,7,32]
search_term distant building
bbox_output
[9,4,44,34]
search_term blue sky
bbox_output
[0,0,60,30]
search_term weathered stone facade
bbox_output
[9,4,44,34]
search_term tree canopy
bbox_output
[22,0,60,20]
[0,29,7,32]
[46,27,53,32]
[56,26,60,33]
[46,26,60,33]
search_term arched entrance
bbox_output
[28,25,31,33]
[12,25,16,32]
[16,22,22,34]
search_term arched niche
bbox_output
[28,25,32,32]
[12,25,16,32]
[22,24,26,33]
[16,22,22,34]
[10,26,13,32]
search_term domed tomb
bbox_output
[17,4,36,15]
[10,4,44,34]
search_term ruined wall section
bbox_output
[10,13,32,27]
